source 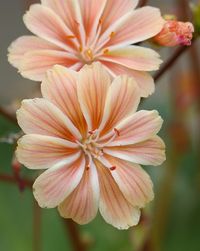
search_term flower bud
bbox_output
[153,20,194,47]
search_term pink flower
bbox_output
[16,62,165,229]
[153,20,194,47]
[8,0,164,97]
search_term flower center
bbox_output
[79,47,94,63]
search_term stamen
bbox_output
[84,49,93,60]
[110,166,116,171]
[86,165,90,170]
[67,35,76,39]
[79,45,83,52]
[88,130,94,135]
[110,31,116,38]
[114,128,120,136]
[99,17,103,25]
[103,48,109,54]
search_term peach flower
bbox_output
[16,62,165,229]
[8,0,164,97]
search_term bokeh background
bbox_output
[0,0,200,251]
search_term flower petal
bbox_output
[104,136,166,166]
[98,6,164,49]
[105,110,163,146]
[8,35,60,69]
[16,134,79,169]
[77,62,111,131]
[102,155,154,207]
[100,0,138,33]
[79,0,107,41]
[99,75,140,136]
[95,160,140,229]
[100,46,162,71]
[58,160,99,224]
[23,4,77,51]
[20,50,78,81]
[41,0,85,44]
[17,98,81,141]
[101,61,155,97]
[41,65,87,136]
[33,155,85,208]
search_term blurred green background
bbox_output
[0,0,200,251]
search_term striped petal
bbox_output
[105,110,163,146]
[77,62,111,131]
[101,61,155,97]
[103,155,154,207]
[98,6,164,49]
[99,75,140,136]
[100,0,138,33]
[8,35,60,69]
[17,98,81,141]
[20,50,78,81]
[58,160,99,224]
[23,4,77,51]
[104,136,166,166]
[95,160,141,229]
[33,155,85,208]
[100,46,162,71]
[16,134,79,169]
[41,65,87,136]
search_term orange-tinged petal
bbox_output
[79,0,107,41]
[41,0,85,44]
[101,61,155,97]
[95,160,140,229]
[20,50,78,81]
[100,46,162,71]
[8,35,61,69]
[77,62,111,131]
[33,155,85,208]
[58,160,99,224]
[100,0,138,33]
[41,65,87,137]
[104,110,163,146]
[98,6,164,49]
[17,98,81,141]
[103,155,154,207]
[16,134,79,169]
[99,75,140,136]
[104,136,166,166]
[23,4,77,51]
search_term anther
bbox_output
[79,45,83,52]
[110,166,116,171]
[103,48,109,54]
[110,31,115,38]
[85,49,93,60]
[88,130,94,135]
[67,35,76,39]
[99,17,103,25]
[86,165,90,171]
[114,128,120,136]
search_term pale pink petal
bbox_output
[17,98,81,141]
[98,7,164,49]
[104,110,163,146]
[101,61,155,97]
[19,50,78,81]
[95,160,140,229]
[79,0,107,41]
[100,46,162,71]
[23,4,77,51]
[102,155,154,207]
[104,136,166,166]
[41,0,85,44]
[41,65,87,136]
[8,35,61,68]
[99,75,140,136]
[58,160,99,224]
[77,62,111,131]
[100,0,138,33]
[16,134,80,169]
[33,155,85,208]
